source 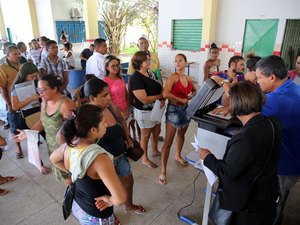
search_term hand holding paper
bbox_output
[191,134,217,186]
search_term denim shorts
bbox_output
[165,104,191,129]
[7,112,22,134]
[133,108,159,129]
[113,154,132,177]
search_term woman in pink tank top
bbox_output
[103,55,130,120]
[158,54,197,185]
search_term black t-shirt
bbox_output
[80,48,93,69]
[129,70,162,110]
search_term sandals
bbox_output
[40,166,50,175]
[125,205,146,214]
[0,188,9,196]
[0,176,16,185]
[158,175,167,185]
[16,152,24,159]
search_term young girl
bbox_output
[63,42,75,69]
[50,104,126,224]
[203,43,221,81]
[159,54,197,185]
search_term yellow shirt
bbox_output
[127,52,160,75]
[0,61,20,89]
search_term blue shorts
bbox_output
[113,154,132,177]
[165,104,190,129]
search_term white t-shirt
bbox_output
[85,52,107,79]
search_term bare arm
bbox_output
[49,143,69,172]
[61,71,69,91]
[11,94,40,111]
[203,61,210,82]
[60,98,77,119]
[132,89,162,105]
[79,54,87,61]
[92,154,126,207]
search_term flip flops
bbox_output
[16,152,24,159]
[40,166,50,175]
[0,188,9,196]
[158,175,167,185]
[0,176,16,185]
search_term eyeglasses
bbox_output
[37,88,49,94]
[110,64,120,69]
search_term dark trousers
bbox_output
[230,200,277,225]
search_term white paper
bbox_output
[150,99,166,122]
[14,81,39,110]
[25,130,41,170]
[200,159,217,186]
[191,133,217,186]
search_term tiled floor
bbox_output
[0,44,299,225]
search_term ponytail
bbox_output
[61,118,77,147]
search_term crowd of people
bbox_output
[0,33,299,225]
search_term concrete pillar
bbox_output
[83,0,99,42]
[0,5,7,40]
[28,0,39,38]
[202,0,218,43]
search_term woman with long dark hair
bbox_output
[11,62,49,173]
[50,104,126,224]
[84,78,145,214]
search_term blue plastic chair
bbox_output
[67,69,85,89]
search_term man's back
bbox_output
[263,79,300,175]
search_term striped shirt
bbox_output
[39,56,68,81]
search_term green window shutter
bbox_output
[172,19,202,51]
[242,19,279,57]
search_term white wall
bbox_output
[216,0,300,52]
[158,0,300,83]
[159,0,203,43]
[35,0,55,39]
[0,0,34,44]
[158,0,204,82]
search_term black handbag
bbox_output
[62,181,75,220]
[125,136,144,161]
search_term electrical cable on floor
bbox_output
[177,170,202,225]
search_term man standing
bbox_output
[85,39,107,79]
[256,55,300,225]
[79,44,94,70]
[0,45,21,129]
[38,40,68,92]
[128,35,162,83]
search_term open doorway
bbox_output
[281,19,300,70]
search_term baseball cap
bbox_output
[137,35,149,43]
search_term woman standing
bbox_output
[11,62,49,174]
[288,53,300,84]
[84,78,145,214]
[199,81,281,225]
[63,43,75,69]
[158,54,197,185]
[15,75,77,184]
[203,43,221,82]
[50,104,126,224]
[103,55,130,120]
[129,51,164,168]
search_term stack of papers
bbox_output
[191,135,217,186]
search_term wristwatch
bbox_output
[221,79,230,86]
